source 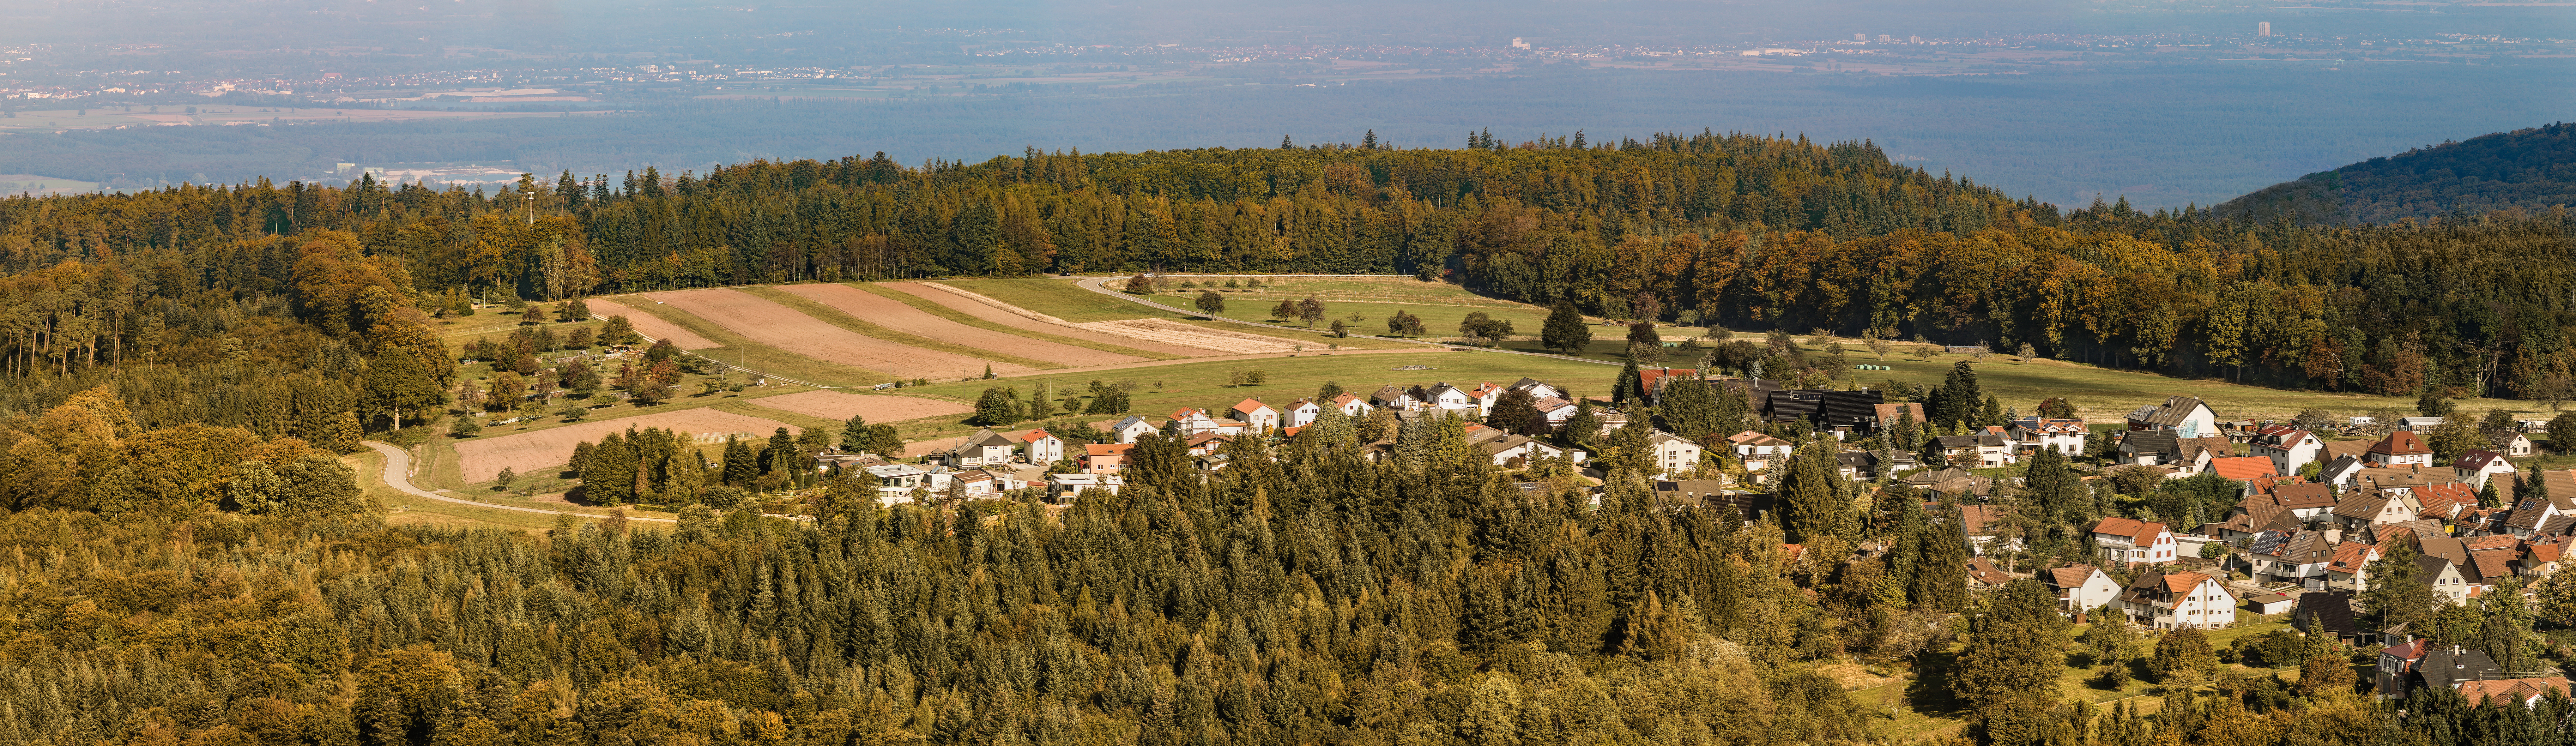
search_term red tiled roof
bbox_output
[2046,564,2101,590]
[1085,443,1134,456]
[2372,430,2431,457]
[2160,570,2214,593]
[2328,542,2378,571]
[2091,517,2167,544]
[2458,677,2571,705]
[2209,456,2278,480]
[1231,398,1272,415]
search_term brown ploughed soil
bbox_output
[452,408,790,483]
[777,284,1145,366]
[886,282,1223,356]
[587,298,719,349]
[746,389,972,423]
[645,288,1031,380]
[1071,319,1307,354]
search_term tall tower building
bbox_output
[2259,21,2272,37]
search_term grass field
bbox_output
[601,294,893,387]
[946,278,1176,323]
[348,447,583,532]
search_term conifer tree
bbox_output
[1913,498,1969,611]
[723,435,757,485]
[1542,300,1592,355]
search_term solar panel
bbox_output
[2248,530,2289,556]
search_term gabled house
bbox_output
[2126,396,2220,438]
[1505,377,1565,401]
[1283,398,1323,428]
[1413,382,1477,413]
[2321,454,2371,488]
[2419,536,2518,599]
[2092,517,2178,566]
[1185,431,1234,457]
[952,468,1028,497]
[2204,455,2279,485]
[2368,431,2436,468]
[2046,564,2122,614]
[1166,407,1222,437]
[2398,416,2448,433]
[2413,483,2481,521]
[2208,502,2299,545]
[1005,428,1067,464]
[2008,418,2091,457]
[945,429,1020,467]
[1961,504,2020,557]
[1081,443,1134,474]
[2246,529,2337,588]
[2354,465,2464,496]
[1526,397,1581,431]
[2455,676,2575,708]
[2334,490,2426,531]
[2326,542,2381,591]
[2456,450,2518,491]
[1836,449,1917,482]
[1370,385,1419,412]
[1330,393,1373,418]
[2252,428,2328,475]
[1480,434,1577,468]
[1648,431,1705,478]
[2376,641,2499,699]
[2269,483,2342,522]
[1726,431,1794,478]
[2488,431,2535,458]
[1045,472,1122,502]
[1814,389,1890,437]
[1636,367,1701,403]
[2295,590,2364,642]
[2416,554,2472,604]
[1935,432,2012,468]
[1468,382,1506,415]
[1873,402,1929,433]
[2118,570,2237,630]
[1111,415,1159,444]
[1228,399,1281,432]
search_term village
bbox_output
[789,360,2576,707]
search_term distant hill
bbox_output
[2213,122,2574,224]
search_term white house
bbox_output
[2251,428,2327,476]
[2489,431,2535,458]
[1505,376,1565,402]
[2245,529,2337,589]
[2044,564,2123,615]
[1229,398,1281,432]
[1330,393,1372,418]
[2398,416,2446,433]
[1110,415,1159,444]
[953,468,1028,497]
[1726,431,1793,479]
[2127,395,2220,438]
[2326,541,2380,592]
[1648,431,1705,478]
[1007,428,1066,464]
[2119,570,2237,630]
[1479,434,1580,468]
[1417,382,1477,413]
[2366,431,2435,468]
[1469,382,1505,416]
[2008,418,2091,457]
[1527,396,1581,430]
[1165,408,1222,437]
[1046,472,1122,502]
[1369,385,1420,412]
[2092,517,2178,566]
[945,429,1020,467]
[1283,398,1323,428]
[866,464,932,503]
[1935,433,2012,468]
[2455,450,2517,491]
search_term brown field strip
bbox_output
[1072,318,1309,353]
[644,288,1032,380]
[746,390,972,423]
[587,298,719,348]
[452,408,791,483]
[885,282,1225,356]
[777,284,1146,366]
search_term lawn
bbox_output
[944,278,1182,323]
[599,294,894,387]
[904,347,1627,437]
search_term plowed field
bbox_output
[452,408,789,483]
[645,288,1031,380]
[1071,319,1307,354]
[885,282,1221,356]
[777,284,1145,366]
[588,299,718,349]
[747,390,972,423]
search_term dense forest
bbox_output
[2,134,2572,408]
[2214,121,2575,226]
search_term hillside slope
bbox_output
[2213,122,2574,224]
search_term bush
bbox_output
[2091,663,2130,690]
[451,417,483,437]
[559,405,588,421]
[703,485,750,510]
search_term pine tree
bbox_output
[1779,437,1854,543]
[1541,301,1592,355]
[1914,498,1969,611]
[723,435,757,485]
[1613,356,1643,404]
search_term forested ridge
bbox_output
[4,134,2574,412]
[2214,122,2576,226]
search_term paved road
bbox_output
[362,440,680,524]
[1068,275,1623,368]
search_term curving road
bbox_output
[1069,274,1622,367]
[362,440,679,524]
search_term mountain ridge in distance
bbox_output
[2212,122,2573,225]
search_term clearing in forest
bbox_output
[776,284,1147,366]
[586,298,719,349]
[644,288,1032,380]
[451,408,791,484]
[746,389,973,423]
[888,281,1225,356]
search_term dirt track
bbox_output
[1073,318,1309,353]
[884,282,1222,356]
[777,284,1145,366]
[644,288,1030,380]
[747,389,972,423]
[451,408,791,483]
[588,298,719,349]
